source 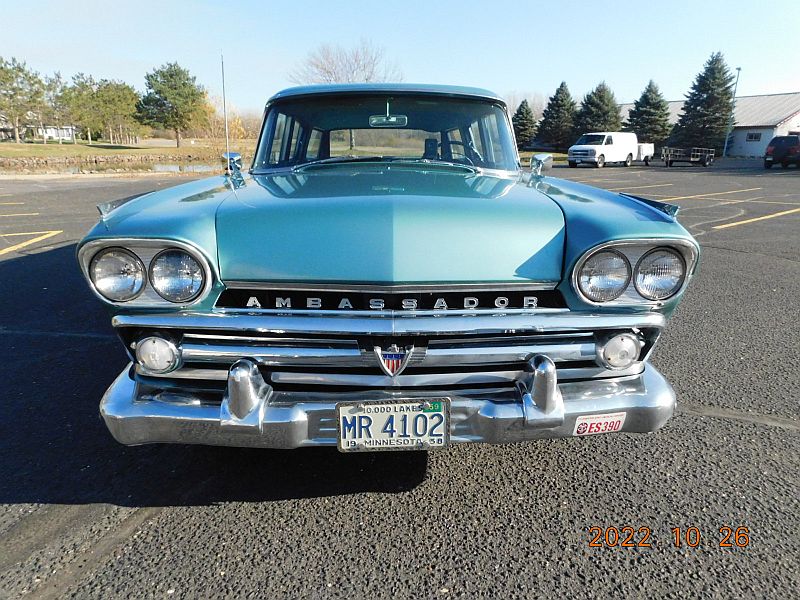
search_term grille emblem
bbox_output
[374,344,414,377]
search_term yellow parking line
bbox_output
[1,231,59,236]
[0,212,39,217]
[661,187,761,201]
[0,202,24,205]
[713,207,800,230]
[0,230,62,256]
[608,183,674,191]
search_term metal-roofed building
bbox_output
[620,92,800,157]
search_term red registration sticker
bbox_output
[573,412,626,436]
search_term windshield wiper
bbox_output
[292,156,384,172]
[386,158,480,173]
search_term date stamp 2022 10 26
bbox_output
[588,526,751,549]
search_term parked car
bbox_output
[764,134,800,168]
[78,84,698,453]
[568,132,654,167]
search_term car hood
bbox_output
[215,167,566,284]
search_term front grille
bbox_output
[128,326,654,398]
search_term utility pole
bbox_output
[722,67,741,158]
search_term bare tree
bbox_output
[289,39,402,84]
[505,90,546,121]
[239,110,264,139]
[289,39,402,149]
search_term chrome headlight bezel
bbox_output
[571,239,698,306]
[78,239,214,307]
[633,247,687,301]
[89,247,146,302]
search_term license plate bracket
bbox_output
[336,399,450,452]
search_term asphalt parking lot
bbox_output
[0,161,798,599]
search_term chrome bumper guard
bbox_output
[101,354,675,448]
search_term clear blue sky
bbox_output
[3,0,799,113]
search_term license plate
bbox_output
[575,159,582,163]
[765,157,773,161]
[573,412,626,436]
[337,399,449,452]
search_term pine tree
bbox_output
[573,82,622,137]
[536,82,577,151]
[625,80,672,147]
[137,63,205,147]
[511,100,537,149]
[671,52,735,151]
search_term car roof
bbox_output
[268,83,505,105]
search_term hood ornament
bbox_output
[374,344,414,377]
[528,153,554,185]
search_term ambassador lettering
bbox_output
[259,295,540,310]
[231,291,548,311]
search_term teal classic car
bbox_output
[78,84,698,452]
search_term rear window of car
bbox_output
[770,136,800,147]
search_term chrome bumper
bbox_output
[100,357,676,449]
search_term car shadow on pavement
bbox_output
[0,245,429,508]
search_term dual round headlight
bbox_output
[149,249,205,303]
[577,249,631,302]
[89,248,145,302]
[577,247,686,303]
[90,247,205,303]
[634,249,686,300]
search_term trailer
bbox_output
[661,147,715,167]
[637,143,655,166]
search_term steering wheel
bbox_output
[440,140,475,165]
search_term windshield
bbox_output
[252,94,518,172]
[575,134,606,145]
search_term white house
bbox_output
[27,125,77,142]
[620,92,800,157]
[724,93,800,156]
[0,113,77,142]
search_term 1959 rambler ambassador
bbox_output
[78,84,698,452]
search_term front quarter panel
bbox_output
[535,177,699,317]
[78,176,235,314]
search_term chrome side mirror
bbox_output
[530,153,553,177]
[223,151,242,173]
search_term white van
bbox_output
[568,132,654,168]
